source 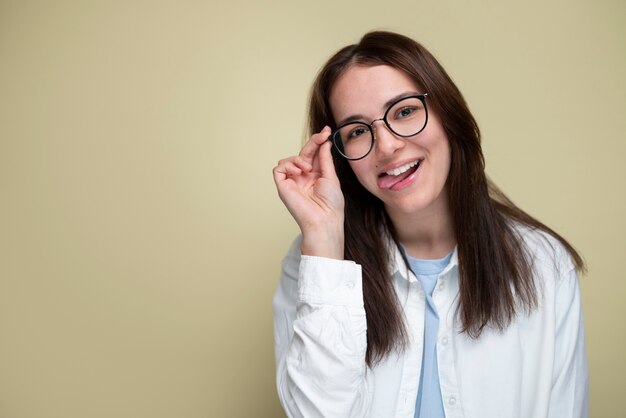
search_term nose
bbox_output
[372,119,405,156]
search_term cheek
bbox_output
[439,143,452,184]
[428,132,451,168]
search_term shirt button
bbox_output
[438,283,444,291]
[441,337,448,346]
[346,281,355,289]
[449,396,457,406]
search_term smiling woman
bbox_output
[271,31,587,418]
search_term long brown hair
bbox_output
[308,31,585,367]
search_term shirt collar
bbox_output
[389,240,459,282]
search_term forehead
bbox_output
[329,65,419,119]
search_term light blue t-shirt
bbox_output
[406,251,453,418]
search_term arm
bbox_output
[273,238,369,417]
[548,266,588,417]
[272,128,370,416]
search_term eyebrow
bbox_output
[335,91,421,127]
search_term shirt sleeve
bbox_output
[548,266,589,417]
[273,237,369,418]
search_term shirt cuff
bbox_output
[298,255,363,307]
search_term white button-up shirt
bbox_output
[273,228,588,417]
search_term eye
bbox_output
[347,126,368,140]
[394,106,418,119]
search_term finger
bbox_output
[318,139,339,181]
[273,161,303,180]
[292,156,313,173]
[299,126,332,161]
[276,156,312,174]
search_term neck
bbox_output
[386,194,455,260]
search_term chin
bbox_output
[382,186,448,217]
[385,196,433,215]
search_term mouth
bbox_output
[377,159,422,190]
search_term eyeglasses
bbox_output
[328,94,429,160]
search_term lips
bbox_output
[377,159,421,190]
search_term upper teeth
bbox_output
[386,160,418,176]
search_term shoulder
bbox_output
[510,221,576,281]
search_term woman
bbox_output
[272,31,587,418]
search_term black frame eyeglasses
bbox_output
[328,93,429,160]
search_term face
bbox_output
[329,65,451,220]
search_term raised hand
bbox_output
[273,126,345,259]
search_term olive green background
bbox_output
[1,1,624,417]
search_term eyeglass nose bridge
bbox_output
[369,117,389,141]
